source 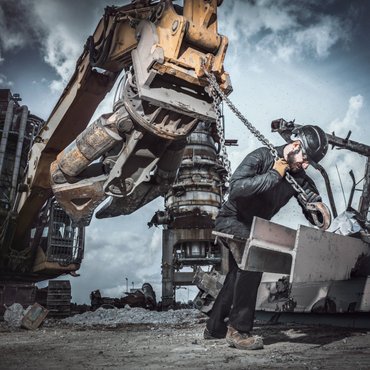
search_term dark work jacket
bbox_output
[215,145,319,238]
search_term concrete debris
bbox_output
[62,307,205,327]
[3,303,24,328]
[329,210,363,235]
[21,303,49,330]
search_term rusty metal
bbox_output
[192,267,225,314]
[0,93,44,218]
[27,199,84,278]
[21,302,48,329]
[50,90,190,225]
[51,172,107,226]
[257,277,370,314]
[358,157,370,220]
[2,2,231,284]
[165,122,227,220]
[159,122,229,307]
[13,0,230,250]
[94,137,186,218]
[0,90,45,275]
[313,162,338,218]
[57,113,123,178]
[10,106,29,204]
[327,132,370,156]
[45,0,229,229]
[134,0,230,86]
[0,98,15,175]
[46,280,71,317]
[306,202,332,230]
[123,71,199,139]
[183,1,221,53]
[193,267,225,301]
[90,283,157,310]
[161,228,222,306]
[208,84,231,181]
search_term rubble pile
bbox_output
[3,303,24,328]
[62,307,205,327]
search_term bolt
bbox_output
[172,20,179,32]
[109,184,120,194]
[125,178,134,192]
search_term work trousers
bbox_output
[206,249,263,337]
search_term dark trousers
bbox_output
[206,250,263,336]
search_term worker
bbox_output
[204,125,328,350]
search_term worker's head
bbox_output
[284,125,328,172]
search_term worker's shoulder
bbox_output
[247,146,273,158]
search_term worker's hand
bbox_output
[273,158,290,177]
[298,190,322,204]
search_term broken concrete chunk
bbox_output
[3,303,24,328]
[21,303,49,330]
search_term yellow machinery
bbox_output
[0,0,231,280]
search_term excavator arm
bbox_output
[7,1,231,275]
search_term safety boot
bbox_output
[226,326,264,350]
[203,327,226,340]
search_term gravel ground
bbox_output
[61,307,203,326]
[1,308,370,370]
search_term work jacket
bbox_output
[215,145,319,238]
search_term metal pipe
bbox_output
[10,105,29,203]
[326,133,370,156]
[0,99,15,175]
[347,170,356,210]
[315,162,338,218]
[56,112,123,177]
[358,157,370,219]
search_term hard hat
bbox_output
[291,125,328,164]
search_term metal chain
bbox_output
[208,78,232,182]
[204,69,308,202]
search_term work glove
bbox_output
[272,158,290,177]
[298,190,322,204]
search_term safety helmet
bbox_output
[291,125,328,164]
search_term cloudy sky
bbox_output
[1,0,369,304]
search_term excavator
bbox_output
[0,0,231,283]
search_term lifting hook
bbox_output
[306,202,331,230]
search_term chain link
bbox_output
[204,69,308,203]
[208,85,232,182]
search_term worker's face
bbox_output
[287,142,310,172]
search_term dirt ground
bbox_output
[1,319,370,370]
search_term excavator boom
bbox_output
[1,0,231,279]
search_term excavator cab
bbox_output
[30,198,84,279]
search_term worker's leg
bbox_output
[205,252,237,337]
[228,269,263,333]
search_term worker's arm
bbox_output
[229,148,286,201]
